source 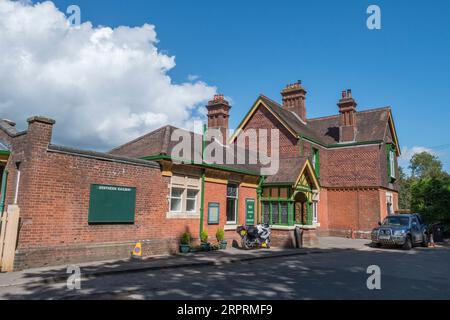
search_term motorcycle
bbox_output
[236,224,271,249]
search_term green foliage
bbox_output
[409,152,445,179]
[181,232,191,245]
[398,151,450,236]
[398,166,412,210]
[200,230,209,243]
[216,228,225,242]
[410,175,450,226]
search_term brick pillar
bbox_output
[26,116,55,148]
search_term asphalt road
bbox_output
[1,244,449,300]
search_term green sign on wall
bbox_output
[246,199,255,225]
[88,184,136,224]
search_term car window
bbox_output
[416,215,423,225]
[411,218,419,227]
[383,216,410,227]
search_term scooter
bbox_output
[236,224,271,249]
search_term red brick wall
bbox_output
[238,104,299,159]
[323,145,382,188]
[326,188,381,237]
[317,188,329,230]
[1,118,261,269]
[202,182,257,244]
[2,120,210,269]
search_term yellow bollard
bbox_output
[132,241,143,260]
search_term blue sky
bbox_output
[35,0,450,171]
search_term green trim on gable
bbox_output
[301,134,384,150]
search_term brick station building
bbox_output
[0,81,400,270]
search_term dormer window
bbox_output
[387,144,397,182]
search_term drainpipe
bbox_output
[256,176,265,224]
[14,162,21,205]
[199,124,206,238]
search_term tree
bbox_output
[397,166,412,210]
[406,151,450,236]
[409,152,445,179]
[410,175,450,228]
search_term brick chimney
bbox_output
[281,81,307,122]
[26,116,55,150]
[338,89,357,142]
[206,94,231,140]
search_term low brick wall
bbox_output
[13,238,180,271]
[326,228,372,240]
[270,228,319,248]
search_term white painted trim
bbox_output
[14,170,20,205]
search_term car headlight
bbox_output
[393,230,406,236]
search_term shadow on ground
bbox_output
[1,244,449,300]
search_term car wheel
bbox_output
[421,233,428,247]
[402,236,412,250]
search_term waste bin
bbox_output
[432,223,444,243]
[295,226,303,248]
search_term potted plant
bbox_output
[180,232,191,253]
[200,230,210,251]
[216,228,227,250]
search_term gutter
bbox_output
[299,134,384,150]
[140,155,261,176]
[256,176,265,224]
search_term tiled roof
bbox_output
[259,95,391,146]
[110,125,263,175]
[308,107,391,145]
[109,95,395,179]
[264,157,307,184]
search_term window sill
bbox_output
[224,224,238,231]
[166,212,200,219]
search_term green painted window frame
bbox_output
[386,144,397,183]
[312,147,320,179]
[88,184,136,224]
[207,202,220,225]
[261,200,294,226]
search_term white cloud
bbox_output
[0,0,216,150]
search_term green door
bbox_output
[245,199,255,225]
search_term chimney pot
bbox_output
[337,90,357,142]
[281,80,307,122]
[206,94,231,140]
